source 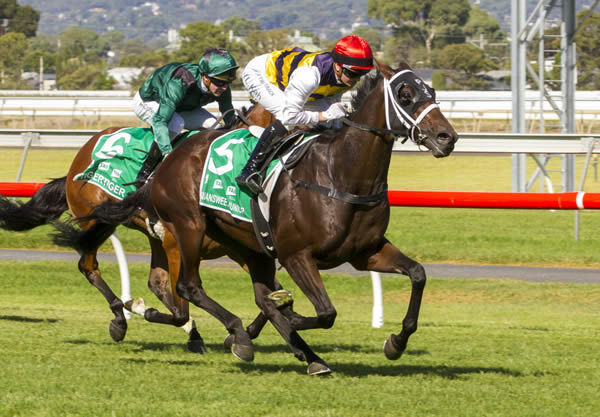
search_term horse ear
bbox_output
[395,61,412,71]
[374,59,394,78]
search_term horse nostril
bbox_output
[437,132,452,143]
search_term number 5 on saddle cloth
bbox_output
[200,128,314,256]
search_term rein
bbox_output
[341,117,406,142]
[209,108,253,129]
[233,107,253,127]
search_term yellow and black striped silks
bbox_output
[265,47,351,101]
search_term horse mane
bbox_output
[349,72,382,117]
[348,60,411,118]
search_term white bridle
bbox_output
[383,70,439,144]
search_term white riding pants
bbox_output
[133,92,218,141]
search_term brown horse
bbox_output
[0,104,274,357]
[80,61,458,375]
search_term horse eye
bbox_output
[399,91,413,107]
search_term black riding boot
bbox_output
[236,120,287,194]
[134,141,163,187]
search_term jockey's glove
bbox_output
[322,102,347,121]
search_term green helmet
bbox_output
[198,48,238,82]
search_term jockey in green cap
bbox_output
[132,48,239,186]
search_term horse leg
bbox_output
[162,231,206,353]
[127,234,206,353]
[245,255,331,375]
[168,219,254,362]
[351,238,426,361]
[78,251,128,342]
[221,250,269,341]
[279,251,338,332]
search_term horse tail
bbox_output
[51,220,116,255]
[0,176,68,231]
[79,182,153,227]
[51,183,152,253]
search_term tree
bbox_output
[353,27,385,52]
[172,21,228,62]
[464,6,504,41]
[383,35,428,67]
[367,0,471,62]
[58,27,110,62]
[23,34,58,73]
[437,43,497,74]
[56,28,111,89]
[259,10,300,30]
[0,0,17,36]
[23,49,56,73]
[57,63,115,90]
[244,29,290,56]
[568,10,600,90]
[7,4,38,37]
[221,16,262,36]
[0,0,39,37]
[0,31,27,87]
[118,50,170,69]
[0,0,17,19]
[435,43,497,89]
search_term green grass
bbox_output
[0,261,599,417]
[0,149,599,267]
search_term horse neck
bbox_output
[330,82,392,193]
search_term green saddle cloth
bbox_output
[75,127,195,200]
[200,128,316,222]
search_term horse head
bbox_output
[376,62,458,158]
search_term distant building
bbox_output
[477,70,511,90]
[166,28,181,53]
[288,30,319,51]
[107,67,144,90]
[21,72,56,90]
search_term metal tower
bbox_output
[511,0,599,192]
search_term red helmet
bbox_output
[331,35,374,70]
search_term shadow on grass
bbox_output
[0,314,59,323]
[60,338,525,379]
[120,357,204,366]
[219,343,430,356]
[64,339,431,358]
[235,362,524,379]
[331,363,524,378]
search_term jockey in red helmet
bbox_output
[237,35,374,194]
[331,34,375,78]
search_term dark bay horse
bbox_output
[102,61,458,374]
[0,105,274,357]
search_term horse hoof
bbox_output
[383,336,403,360]
[231,343,254,362]
[108,320,127,342]
[187,338,207,354]
[307,360,332,376]
[223,333,234,350]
